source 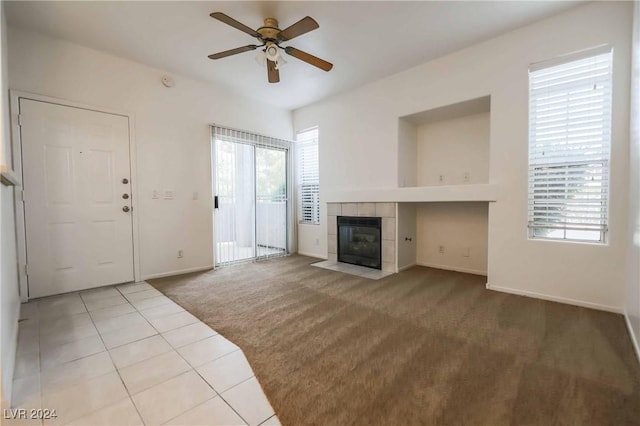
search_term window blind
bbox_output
[296,128,320,224]
[528,49,612,242]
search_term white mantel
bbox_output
[324,184,498,204]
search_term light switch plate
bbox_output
[152,190,160,199]
[164,190,174,200]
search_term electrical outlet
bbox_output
[463,247,470,257]
[177,249,184,258]
[315,238,320,246]
[438,245,445,254]
[439,175,444,183]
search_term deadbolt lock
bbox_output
[122,206,130,212]
[122,178,129,184]
[122,193,129,199]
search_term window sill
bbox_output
[527,236,608,247]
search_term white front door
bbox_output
[20,99,134,298]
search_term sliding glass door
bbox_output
[212,127,289,266]
[214,139,256,264]
[255,147,288,259]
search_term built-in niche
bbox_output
[416,202,488,275]
[396,201,489,276]
[398,96,491,188]
[394,96,491,277]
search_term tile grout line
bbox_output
[257,415,278,426]
[181,345,243,369]
[158,395,221,426]
[79,286,148,426]
[151,275,279,425]
[189,364,252,426]
[118,283,227,424]
[214,376,275,426]
[30,284,270,425]
[126,283,248,425]
[139,285,253,425]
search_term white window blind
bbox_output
[296,128,319,224]
[528,49,612,243]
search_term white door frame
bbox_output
[10,90,142,302]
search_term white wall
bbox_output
[397,203,416,270]
[416,112,490,186]
[297,223,323,258]
[416,202,488,275]
[397,119,417,187]
[626,0,640,361]
[294,2,632,312]
[7,27,293,280]
[0,3,21,405]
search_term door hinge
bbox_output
[17,114,23,126]
[16,189,24,202]
[24,264,28,276]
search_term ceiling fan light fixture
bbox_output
[255,50,266,66]
[275,55,287,70]
[265,44,280,61]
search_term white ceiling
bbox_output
[5,1,582,110]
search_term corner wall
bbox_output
[6,27,293,281]
[626,0,640,361]
[0,3,21,405]
[293,2,632,311]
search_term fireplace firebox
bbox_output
[337,216,382,270]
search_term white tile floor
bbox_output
[9,282,280,426]
[311,260,394,280]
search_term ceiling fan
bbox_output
[208,12,333,83]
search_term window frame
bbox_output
[527,47,613,244]
[296,127,320,225]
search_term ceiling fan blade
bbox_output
[284,47,333,72]
[278,16,319,41]
[208,45,259,60]
[267,59,280,83]
[210,12,260,38]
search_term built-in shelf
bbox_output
[398,95,491,188]
[324,183,498,203]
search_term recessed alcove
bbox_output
[394,96,492,276]
[398,95,491,188]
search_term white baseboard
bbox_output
[142,265,213,281]
[297,251,325,259]
[624,312,640,365]
[398,263,417,272]
[416,261,487,276]
[486,283,622,314]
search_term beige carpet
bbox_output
[149,255,640,425]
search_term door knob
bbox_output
[122,193,129,199]
[122,178,129,184]
[122,206,130,212]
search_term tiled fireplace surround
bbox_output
[327,202,397,273]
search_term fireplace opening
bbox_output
[337,216,382,270]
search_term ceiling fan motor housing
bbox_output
[258,18,281,42]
